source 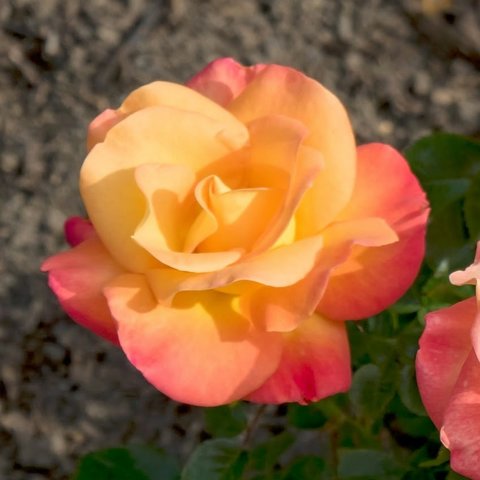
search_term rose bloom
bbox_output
[417,244,480,479]
[42,58,428,407]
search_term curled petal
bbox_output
[316,143,428,320]
[416,297,477,427]
[41,237,124,343]
[145,234,325,303]
[246,313,351,404]
[441,352,480,480]
[104,275,283,406]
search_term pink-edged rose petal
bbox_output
[64,216,95,247]
[441,351,480,480]
[316,143,429,320]
[246,313,351,404]
[416,297,477,428]
[187,57,267,106]
[104,274,283,406]
[41,237,124,343]
[87,108,125,151]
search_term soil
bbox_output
[1,0,479,478]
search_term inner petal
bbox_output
[192,175,284,252]
[133,163,196,253]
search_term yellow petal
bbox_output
[80,105,248,272]
[229,65,356,233]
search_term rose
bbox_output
[417,244,480,479]
[42,58,428,407]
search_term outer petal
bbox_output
[64,216,95,247]
[87,80,247,150]
[416,297,476,427]
[81,106,248,272]
[441,351,480,480]
[104,275,283,406]
[246,216,398,333]
[41,237,124,343]
[246,313,351,404]
[187,57,267,107]
[228,64,356,231]
[87,109,125,151]
[316,143,429,320]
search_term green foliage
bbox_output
[73,132,479,480]
[181,439,248,480]
[72,446,180,480]
[204,403,248,437]
[406,133,480,271]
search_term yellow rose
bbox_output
[42,58,428,406]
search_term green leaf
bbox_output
[465,171,480,241]
[181,438,247,480]
[446,471,470,480]
[424,201,474,271]
[204,404,248,437]
[337,449,404,478]
[73,445,180,480]
[248,431,294,477]
[349,364,395,421]
[282,456,327,479]
[398,364,426,416]
[406,133,480,271]
[419,446,449,468]
[406,133,480,181]
[287,403,327,429]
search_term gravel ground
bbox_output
[1,0,479,478]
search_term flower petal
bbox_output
[64,216,95,247]
[441,351,480,480]
[195,177,284,252]
[246,313,351,404]
[145,234,325,304]
[87,108,125,151]
[119,80,244,129]
[132,163,197,253]
[104,274,283,406]
[243,216,396,333]
[80,106,248,272]
[316,143,428,320]
[229,64,356,231]
[416,297,477,428]
[243,264,332,333]
[41,237,124,343]
[187,57,267,106]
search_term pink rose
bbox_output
[417,243,480,479]
[42,58,428,406]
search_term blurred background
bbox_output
[0,0,479,478]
